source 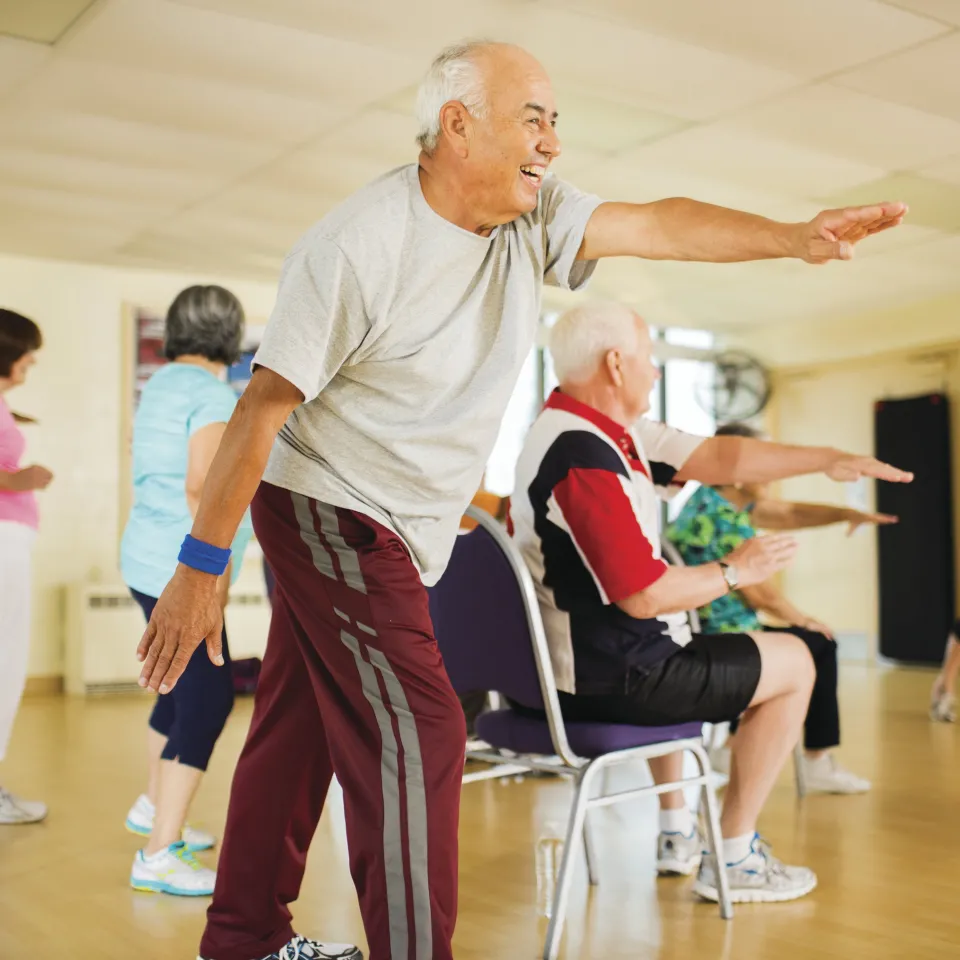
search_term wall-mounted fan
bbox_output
[694,349,771,422]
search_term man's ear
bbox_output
[437,101,473,158]
[605,349,623,387]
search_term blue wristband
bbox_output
[178,535,232,576]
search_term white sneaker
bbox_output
[197,934,363,959]
[125,793,216,851]
[0,787,47,824]
[801,754,871,794]
[930,680,956,723]
[694,835,817,904]
[130,841,216,896]
[656,830,702,876]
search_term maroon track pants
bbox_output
[199,482,466,960]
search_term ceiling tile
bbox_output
[917,152,960,185]
[546,0,949,77]
[882,0,960,26]
[729,83,960,171]
[618,124,886,197]
[0,35,51,97]
[167,0,524,61]
[192,183,339,232]
[0,182,170,227]
[818,172,960,231]
[500,7,805,121]
[61,0,423,106]
[551,87,690,153]
[0,0,96,44]
[0,107,286,178]
[0,212,135,260]
[572,156,822,222]
[0,146,223,206]
[15,59,349,146]
[834,32,960,123]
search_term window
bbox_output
[484,348,541,497]
[484,320,714,499]
[662,327,716,519]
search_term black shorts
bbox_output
[556,633,762,727]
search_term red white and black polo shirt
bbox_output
[510,390,705,695]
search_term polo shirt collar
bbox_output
[544,389,638,458]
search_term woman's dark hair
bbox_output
[163,285,245,365]
[715,421,762,440]
[0,309,42,378]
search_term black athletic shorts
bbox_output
[532,633,762,728]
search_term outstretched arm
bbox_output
[577,199,906,263]
[751,499,898,535]
[675,436,912,488]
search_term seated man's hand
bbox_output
[826,454,912,484]
[726,534,798,587]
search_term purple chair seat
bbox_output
[476,709,703,759]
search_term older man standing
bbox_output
[510,302,911,903]
[137,40,905,960]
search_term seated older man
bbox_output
[509,301,911,903]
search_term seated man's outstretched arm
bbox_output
[674,436,912,488]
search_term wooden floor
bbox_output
[1,665,957,959]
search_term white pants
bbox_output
[0,521,35,762]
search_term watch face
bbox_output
[724,565,738,589]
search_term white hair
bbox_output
[415,41,493,153]
[549,301,643,384]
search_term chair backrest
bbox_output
[660,536,701,632]
[429,506,578,761]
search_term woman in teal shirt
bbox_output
[121,286,253,897]
[668,422,894,795]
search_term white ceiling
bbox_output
[2,0,960,332]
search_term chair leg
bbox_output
[582,813,600,887]
[543,762,602,960]
[793,741,807,799]
[690,742,733,921]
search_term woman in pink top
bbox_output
[0,309,53,825]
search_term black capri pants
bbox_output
[130,587,235,771]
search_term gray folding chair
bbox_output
[430,507,732,960]
[660,537,807,798]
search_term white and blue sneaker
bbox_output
[197,935,362,959]
[125,793,216,852]
[693,834,817,903]
[656,829,703,876]
[130,841,216,896]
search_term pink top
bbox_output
[0,397,39,529]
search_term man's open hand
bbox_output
[793,202,907,264]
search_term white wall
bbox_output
[1,253,278,678]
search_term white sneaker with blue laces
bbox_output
[197,935,362,959]
[693,834,817,903]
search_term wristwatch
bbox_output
[719,561,739,591]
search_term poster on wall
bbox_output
[132,310,265,411]
[133,308,167,410]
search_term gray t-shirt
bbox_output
[254,163,602,585]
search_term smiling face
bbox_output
[463,45,562,224]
